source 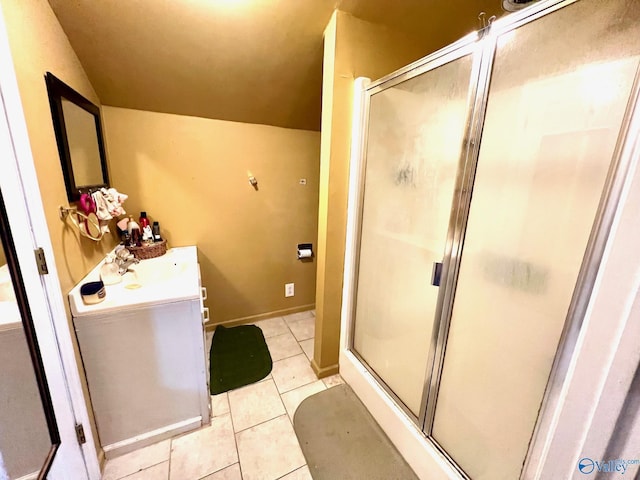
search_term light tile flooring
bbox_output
[102,310,344,480]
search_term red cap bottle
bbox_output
[139,211,150,229]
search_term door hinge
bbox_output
[34,248,48,275]
[75,423,86,444]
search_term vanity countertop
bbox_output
[69,245,200,318]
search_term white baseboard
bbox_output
[103,416,202,459]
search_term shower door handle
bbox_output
[431,262,443,287]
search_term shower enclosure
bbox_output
[343,0,640,478]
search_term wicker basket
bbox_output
[129,239,167,260]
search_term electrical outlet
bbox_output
[285,283,295,297]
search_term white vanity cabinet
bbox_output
[69,246,210,458]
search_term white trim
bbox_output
[14,472,38,480]
[339,76,369,351]
[340,350,460,480]
[103,417,202,459]
[0,4,100,479]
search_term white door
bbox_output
[0,86,90,480]
[0,7,99,480]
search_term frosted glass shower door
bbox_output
[352,53,474,416]
[431,1,640,479]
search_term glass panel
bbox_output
[61,99,103,187]
[432,1,640,478]
[0,198,52,478]
[352,54,474,416]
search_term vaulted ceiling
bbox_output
[48,0,504,131]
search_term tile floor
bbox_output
[102,310,344,480]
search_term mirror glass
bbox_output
[0,191,58,478]
[46,72,109,202]
[61,99,104,187]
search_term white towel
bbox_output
[92,187,129,234]
[103,187,128,217]
[92,190,112,221]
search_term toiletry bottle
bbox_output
[139,211,150,229]
[142,225,154,243]
[127,217,139,234]
[100,254,121,285]
[138,212,154,243]
[130,227,141,247]
[152,221,162,242]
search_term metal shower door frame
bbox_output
[346,0,640,478]
[420,0,640,477]
[347,32,484,425]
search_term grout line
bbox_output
[196,461,240,480]
[225,413,241,480]
[284,317,295,338]
[227,405,240,453]
[229,379,288,435]
[294,337,314,343]
[276,376,318,395]
[274,464,308,480]
[231,419,240,467]
[112,460,169,480]
[233,413,290,435]
[270,348,304,363]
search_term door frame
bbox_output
[346,33,483,426]
[0,5,100,479]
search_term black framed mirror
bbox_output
[45,72,109,202]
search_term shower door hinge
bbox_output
[34,248,49,275]
[75,423,86,444]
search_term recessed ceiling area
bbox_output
[48,0,504,131]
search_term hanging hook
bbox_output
[478,11,487,29]
[478,12,497,37]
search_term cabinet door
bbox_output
[76,300,204,448]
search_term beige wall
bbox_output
[102,107,320,324]
[313,11,434,376]
[0,0,120,463]
[0,0,119,291]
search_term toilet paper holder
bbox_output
[297,243,314,260]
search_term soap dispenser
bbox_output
[100,254,121,285]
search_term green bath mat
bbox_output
[209,325,272,395]
[293,384,419,480]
